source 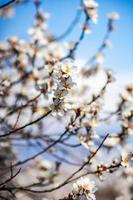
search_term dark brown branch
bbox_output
[0,168,21,187]
[0,0,16,9]
[0,110,51,138]
[5,134,108,193]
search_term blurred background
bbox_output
[0,1,133,200]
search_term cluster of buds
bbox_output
[96,163,109,178]
[95,159,121,180]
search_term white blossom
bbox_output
[73,177,97,200]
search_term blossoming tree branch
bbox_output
[0,0,133,200]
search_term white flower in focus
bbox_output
[60,76,75,89]
[73,177,97,200]
[50,60,75,116]
[61,64,73,74]
[107,12,120,20]
[54,88,68,98]
[61,59,76,74]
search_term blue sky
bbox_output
[0,0,133,81]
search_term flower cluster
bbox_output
[50,60,75,116]
[72,177,97,200]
